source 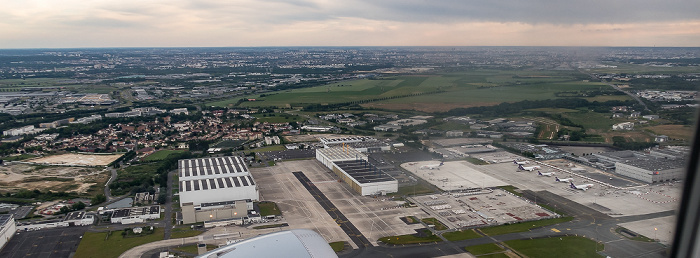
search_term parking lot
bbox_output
[411,189,557,229]
[0,226,88,258]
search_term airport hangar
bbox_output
[316,147,398,196]
[178,156,259,224]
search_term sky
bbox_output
[1,0,699,48]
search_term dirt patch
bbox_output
[0,164,108,194]
[600,131,653,143]
[27,153,122,166]
[361,102,501,112]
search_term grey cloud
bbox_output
[334,0,700,24]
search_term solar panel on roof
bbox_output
[232,176,241,187]
[209,179,217,189]
[217,178,224,188]
[241,176,249,186]
[185,181,191,191]
[201,179,208,190]
[247,176,255,185]
[193,180,200,191]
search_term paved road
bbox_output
[105,166,118,200]
[163,170,175,239]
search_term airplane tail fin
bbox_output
[555,177,560,181]
[518,165,523,170]
[538,171,542,175]
[439,162,444,166]
[570,182,576,188]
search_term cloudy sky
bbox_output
[1,0,699,48]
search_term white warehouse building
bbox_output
[0,214,16,251]
[178,156,259,224]
[316,147,398,196]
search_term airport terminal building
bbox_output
[595,150,686,183]
[316,147,398,196]
[178,156,259,224]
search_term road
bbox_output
[163,170,175,239]
[104,166,118,200]
[579,70,649,111]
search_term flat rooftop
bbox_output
[178,156,248,178]
[317,147,365,161]
[180,175,256,192]
[334,160,395,184]
[112,206,160,218]
[0,214,12,227]
[622,157,686,171]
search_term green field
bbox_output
[74,228,164,258]
[422,218,448,230]
[464,243,505,256]
[170,228,204,239]
[442,229,482,241]
[378,233,443,245]
[229,70,615,112]
[329,241,346,252]
[504,236,604,258]
[479,217,574,236]
[258,201,282,216]
[207,97,243,107]
[142,150,187,162]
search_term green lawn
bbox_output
[504,236,604,258]
[258,201,282,216]
[142,150,187,162]
[173,244,216,254]
[329,241,346,252]
[561,111,618,131]
[378,233,443,245]
[479,217,574,236]
[170,228,204,239]
[442,229,482,241]
[464,243,505,255]
[422,218,448,230]
[390,183,435,196]
[74,228,164,258]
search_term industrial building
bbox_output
[594,150,686,183]
[320,136,391,152]
[316,147,398,196]
[15,211,94,231]
[178,156,259,224]
[0,214,15,250]
[110,206,160,224]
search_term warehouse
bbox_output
[0,214,15,250]
[316,147,398,196]
[110,206,160,224]
[178,156,259,224]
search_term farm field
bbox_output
[235,70,613,111]
[647,124,694,141]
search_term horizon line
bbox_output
[1,45,698,50]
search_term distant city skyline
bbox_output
[1,0,699,48]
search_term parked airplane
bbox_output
[518,164,541,171]
[538,171,555,176]
[555,177,573,182]
[570,182,594,191]
[421,162,444,170]
[513,160,530,165]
